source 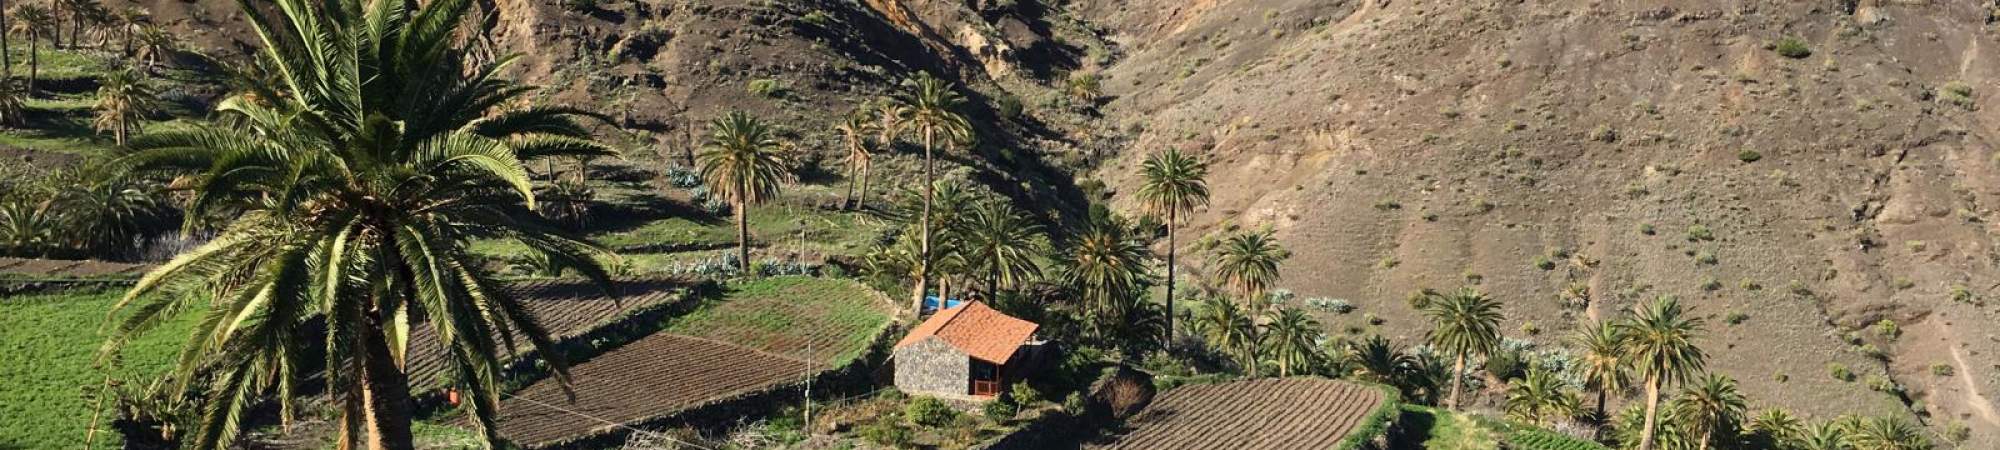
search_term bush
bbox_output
[1873,319,1899,339]
[983,397,1019,421]
[800,10,833,26]
[1686,224,1714,241]
[1931,363,1955,377]
[1725,312,1748,325]
[858,422,911,447]
[1061,392,1086,415]
[1737,150,1762,163]
[905,397,957,427]
[1941,81,1975,110]
[1773,38,1812,58]
[746,78,785,98]
[1828,363,1855,382]
[995,92,1024,119]
[1010,382,1042,405]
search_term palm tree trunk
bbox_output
[857,158,872,211]
[736,193,750,275]
[1,0,12,79]
[356,323,416,450]
[1164,211,1176,348]
[1697,429,1711,450]
[841,154,857,210]
[987,261,998,303]
[26,34,36,96]
[1447,353,1466,410]
[1595,388,1608,423]
[909,126,934,315]
[1639,377,1661,450]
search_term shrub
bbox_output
[983,397,1019,421]
[1828,363,1855,382]
[1534,256,1555,270]
[1773,38,1812,58]
[1639,223,1656,235]
[1940,81,1975,110]
[905,397,957,427]
[1306,297,1355,314]
[1873,319,1899,339]
[1931,363,1955,377]
[858,422,912,447]
[746,78,785,98]
[1951,284,1979,305]
[1737,150,1763,163]
[1701,278,1722,291]
[1864,375,1899,393]
[1694,251,1718,265]
[1686,224,1714,241]
[1724,312,1748,325]
[1061,392,1086,414]
[1010,383,1042,405]
[995,92,1024,119]
[800,10,833,26]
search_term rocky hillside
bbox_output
[1086,0,2000,442]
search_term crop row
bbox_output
[490,333,812,448]
[403,277,697,388]
[1097,378,1388,450]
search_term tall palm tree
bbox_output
[1847,417,1931,450]
[1136,148,1208,345]
[1210,228,1288,311]
[1506,363,1582,427]
[1670,374,1746,450]
[957,198,1043,299]
[1577,319,1631,420]
[13,4,53,95]
[697,111,789,269]
[1063,214,1151,339]
[1420,288,1504,411]
[93,68,154,146]
[1620,296,1708,450]
[111,6,143,56]
[866,97,905,209]
[896,71,969,314]
[835,107,874,210]
[1263,306,1319,377]
[102,0,619,446]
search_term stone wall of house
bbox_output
[894,336,968,396]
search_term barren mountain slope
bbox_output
[1088,0,2000,440]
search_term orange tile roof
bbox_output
[895,301,1039,365]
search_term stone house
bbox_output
[893,301,1040,400]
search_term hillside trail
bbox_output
[1946,332,2000,427]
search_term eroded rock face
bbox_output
[1085,0,2000,442]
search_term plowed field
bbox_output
[403,277,696,388]
[492,334,811,448]
[1093,378,1389,450]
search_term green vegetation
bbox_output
[1736,149,1762,163]
[0,289,196,449]
[1773,37,1812,59]
[665,276,889,364]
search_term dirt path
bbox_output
[1949,343,2000,426]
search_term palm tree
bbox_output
[1063,214,1151,339]
[1796,421,1852,450]
[0,0,11,79]
[1210,228,1288,311]
[0,196,57,256]
[697,111,790,269]
[1193,295,1254,370]
[1620,296,1708,450]
[1506,363,1582,427]
[1136,148,1209,345]
[1420,288,1504,411]
[957,198,1043,299]
[1670,375,1746,450]
[835,107,874,210]
[111,6,143,56]
[1342,335,1415,386]
[93,68,154,146]
[131,24,174,70]
[896,71,970,314]
[1847,417,1931,450]
[866,97,905,209]
[102,0,619,446]
[0,78,25,126]
[13,4,53,95]
[53,161,162,257]
[59,0,101,49]
[1263,306,1320,377]
[1746,408,1805,448]
[1577,319,1631,420]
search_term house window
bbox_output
[970,360,1001,396]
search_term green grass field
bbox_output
[0,288,195,449]
[666,275,892,364]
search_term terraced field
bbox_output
[0,257,152,278]
[1093,378,1391,450]
[402,277,700,389]
[487,276,894,448]
[491,334,811,448]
